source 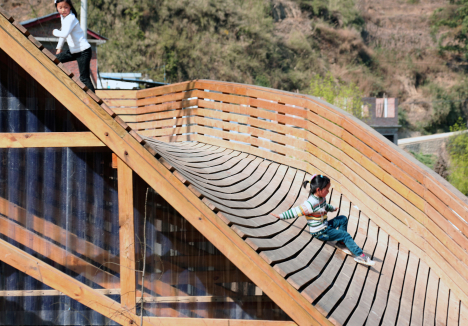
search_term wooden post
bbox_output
[118,156,137,317]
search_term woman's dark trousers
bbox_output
[56,47,95,92]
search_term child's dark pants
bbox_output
[57,47,95,92]
[313,215,363,256]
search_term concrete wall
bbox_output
[398,131,467,156]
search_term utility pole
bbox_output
[81,0,87,37]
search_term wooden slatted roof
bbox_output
[143,138,464,325]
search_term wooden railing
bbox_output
[97,80,468,304]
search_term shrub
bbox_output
[447,117,468,195]
[410,151,437,170]
[309,72,364,117]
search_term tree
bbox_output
[447,117,468,195]
[309,72,364,118]
[431,0,468,58]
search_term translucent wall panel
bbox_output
[0,147,119,325]
[0,48,87,132]
[133,174,291,321]
[0,264,119,325]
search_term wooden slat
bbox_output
[0,132,105,147]
[410,260,430,325]
[460,301,468,326]
[447,291,460,326]
[396,252,420,325]
[95,90,138,99]
[379,244,409,325]
[274,238,324,278]
[424,269,440,326]
[435,281,450,326]
[365,237,399,325]
[346,229,389,326]
[118,157,137,316]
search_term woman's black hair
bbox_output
[302,174,331,197]
[55,0,78,18]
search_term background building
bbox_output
[362,97,400,144]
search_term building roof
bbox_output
[20,12,107,40]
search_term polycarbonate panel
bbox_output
[0,147,119,325]
[0,48,87,132]
[133,174,291,321]
[0,281,120,325]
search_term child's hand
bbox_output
[271,213,281,219]
[56,49,62,55]
[332,207,338,212]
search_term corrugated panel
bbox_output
[0,147,120,325]
[0,48,87,132]
[0,47,120,325]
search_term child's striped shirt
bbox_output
[279,195,335,233]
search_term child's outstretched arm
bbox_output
[272,204,310,219]
[326,203,337,212]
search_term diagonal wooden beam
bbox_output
[0,195,188,297]
[0,289,120,297]
[0,214,119,289]
[0,196,120,272]
[0,132,105,147]
[0,16,328,325]
[0,237,154,326]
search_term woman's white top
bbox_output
[53,13,91,53]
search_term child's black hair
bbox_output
[55,0,78,18]
[302,174,331,197]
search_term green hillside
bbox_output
[88,0,368,91]
[3,0,468,193]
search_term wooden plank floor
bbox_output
[144,138,464,325]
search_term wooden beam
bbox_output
[138,295,275,304]
[0,215,119,289]
[0,196,120,274]
[0,237,153,326]
[95,90,138,99]
[146,318,296,326]
[0,132,105,148]
[118,157,137,315]
[0,289,120,297]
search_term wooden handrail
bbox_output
[99,80,468,304]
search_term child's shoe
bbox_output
[334,241,352,255]
[354,254,375,266]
